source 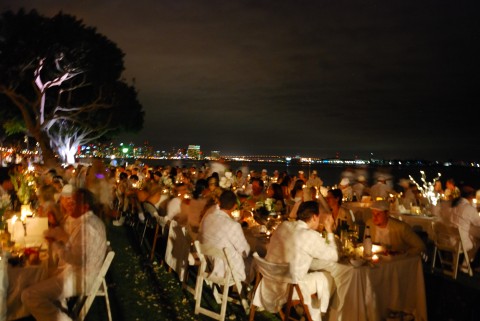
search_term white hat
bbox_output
[357,175,365,182]
[61,184,75,197]
[262,169,267,173]
[340,178,350,186]
[298,171,304,175]
[312,170,318,175]
[371,200,389,211]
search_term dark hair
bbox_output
[297,201,319,222]
[0,167,12,184]
[129,174,139,181]
[453,185,476,207]
[328,188,343,206]
[290,179,304,198]
[251,177,264,188]
[219,190,237,210]
[270,183,284,202]
[119,172,128,180]
[193,179,208,199]
[75,188,99,213]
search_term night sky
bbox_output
[2,0,480,161]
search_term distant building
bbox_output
[187,145,201,160]
[211,150,220,160]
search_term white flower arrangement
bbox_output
[264,198,275,212]
[409,171,442,206]
[11,170,37,205]
[219,172,234,189]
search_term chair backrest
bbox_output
[142,201,160,219]
[252,252,292,284]
[73,250,115,321]
[432,221,461,251]
[194,240,232,285]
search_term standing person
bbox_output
[306,170,323,191]
[338,178,353,201]
[369,176,393,200]
[352,175,369,200]
[260,201,338,321]
[22,188,107,321]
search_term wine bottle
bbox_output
[363,225,373,258]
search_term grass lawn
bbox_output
[84,221,280,321]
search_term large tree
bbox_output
[0,9,144,165]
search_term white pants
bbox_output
[21,267,83,321]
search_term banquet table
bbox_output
[243,227,269,258]
[311,255,427,321]
[345,202,437,240]
[390,213,437,240]
[0,252,49,321]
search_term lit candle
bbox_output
[372,254,379,263]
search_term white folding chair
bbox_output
[193,240,249,321]
[142,201,163,260]
[431,221,473,279]
[71,250,115,321]
[249,252,313,321]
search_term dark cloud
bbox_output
[2,0,480,160]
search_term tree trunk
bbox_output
[34,130,59,167]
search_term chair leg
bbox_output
[103,279,113,321]
[194,274,204,312]
[150,224,160,261]
[249,304,256,321]
[219,284,229,321]
[284,284,294,320]
[140,220,148,246]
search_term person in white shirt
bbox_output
[369,176,393,200]
[449,186,480,270]
[22,188,107,321]
[260,201,338,321]
[166,182,189,222]
[198,190,250,282]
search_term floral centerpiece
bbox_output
[0,194,11,229]
[10,169,37,206]
[409,171,442,207]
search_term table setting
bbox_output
[323,233,428,321]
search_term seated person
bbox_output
[257,201,338,321]
[166,182,189,223]
[198,190,251,283]
[365,200,426,255]
[325,188,355,233]
[22,188,107,321]
[448,185,480,270]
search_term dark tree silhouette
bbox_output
[0,9,144,165]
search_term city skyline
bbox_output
[2,0,480,162]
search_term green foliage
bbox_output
[3,119,26,135]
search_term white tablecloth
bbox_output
[391,214,437,240]
[0,256,7,321]
[164,220,193,281]
[0,254,49,321]
[312,255,427,321]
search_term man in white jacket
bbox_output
[22,188,107,321]
[258,201,338,321]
